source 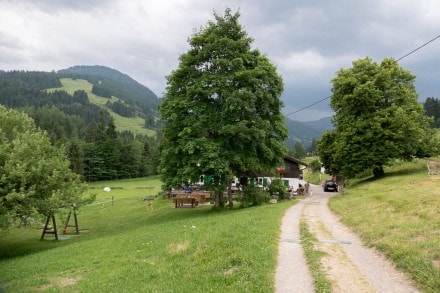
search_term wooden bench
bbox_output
[189,192,210,204]
[169,190,187,198]
[174,197,198,208]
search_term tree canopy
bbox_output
[159,9,287,205]
[318,57,435,178]
[424,97,440,128]
[0,106,93,229]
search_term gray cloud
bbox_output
[0,0,439,121]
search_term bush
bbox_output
[239,186,270,208]
[269,179,287,200]
[309,159,322,172]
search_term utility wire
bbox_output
[284,95,331,116]
[396,35,440,61]
[285,34,440,117]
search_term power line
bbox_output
[285,34,440,117]
[284,95,331,116]
[396,35,440,61]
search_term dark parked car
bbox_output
[323,179,338,192]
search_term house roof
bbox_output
[252,155,309,177]
[284,155,309,167]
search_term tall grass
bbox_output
[0,176,296,292]
[329,158,440,293]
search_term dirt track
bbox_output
[275,183,420,293]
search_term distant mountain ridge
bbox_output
[58,65,160,113]
[0,66,161,137]
[0,65,332,148]
[284,116,333,148]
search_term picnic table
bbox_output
[173,197,198,208]
[170,190,212,207]
[189,191,211,204]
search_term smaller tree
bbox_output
[320,57,434,178]
[307,139,318,156]
[309,159,322,173]
[317,131,338,175]
[424,97,440,128]
[289,142,306,159]
[0,106,93,230]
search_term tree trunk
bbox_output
[227,187,232,203]
[373,164,384,178]
[215,190,224,208]
[240,177,249,192]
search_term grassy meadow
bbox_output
[329,158,440,293]
[1,158,439,292]
[47,78,155,137]
[0,176,296,292]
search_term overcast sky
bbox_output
[0,0,439,121]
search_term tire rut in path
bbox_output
[275,184,420,293]
[302,202,374,292]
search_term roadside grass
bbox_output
[302,156,324,185]
[299,220,332,292]
[47,78,155,137]
[303,168,323,186]
[0,176,297,292]
[329,158,440,293]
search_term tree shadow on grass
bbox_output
[0,200,255,261]
[350,166,425,188]
[0,228,74,260]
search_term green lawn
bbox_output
[0,176,296,292]
[2,159,439,292]
[329,158,440,293]
[47,78,155,137]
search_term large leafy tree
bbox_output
[159,9,287,206]
[0,106,93,230]
[319,57,434,178]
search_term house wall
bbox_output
[283,160,301,179]
[191,157,306,191]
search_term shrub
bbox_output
[269,178,287,199]
[309,159,322,172]
[239,186,270,208]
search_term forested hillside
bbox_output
[58,65,159,126]
[424,97,440,128]
[0,67,340,182]
[284,116,333,149]
[0,69,160,181]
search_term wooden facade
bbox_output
[276,156,308,179]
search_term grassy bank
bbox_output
[0,176,296,292]
[329,158,440,293]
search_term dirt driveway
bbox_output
[275,183,420,293]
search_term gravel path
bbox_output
[275,183,420,293]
